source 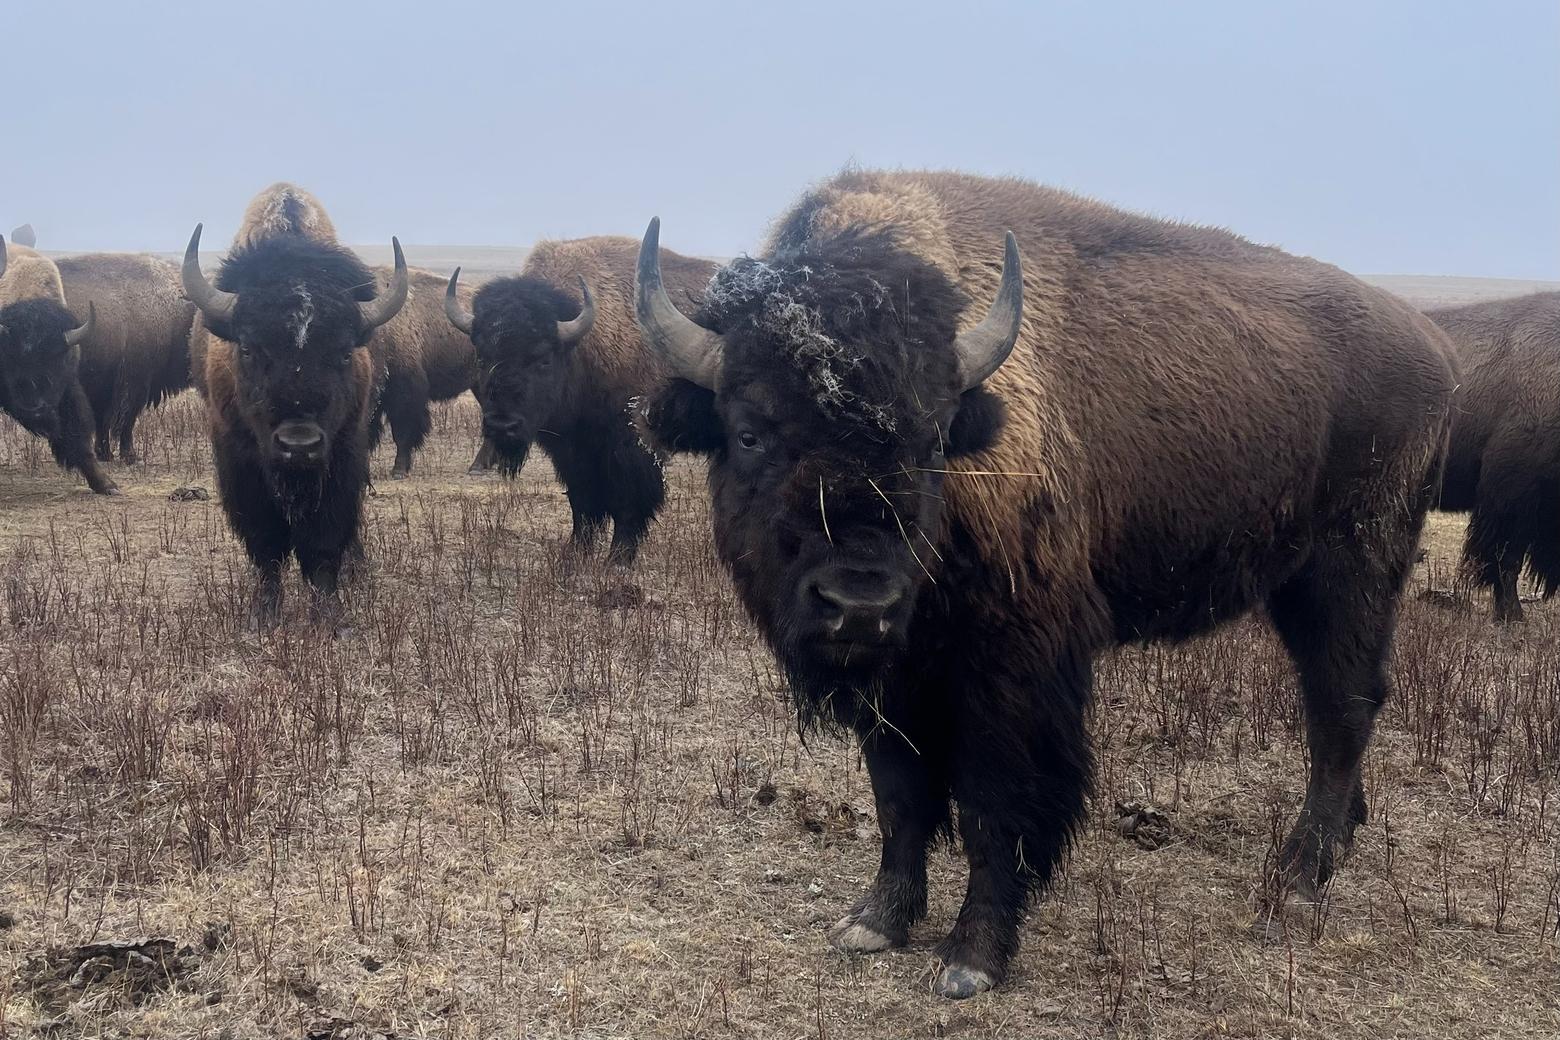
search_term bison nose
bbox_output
[273,423,324,457]
[809,579,906,642]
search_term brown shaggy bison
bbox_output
[0,235,115,494]
[187,183,488,477]
[1430,291,1560,622]
[181,207,409,628]
[635,170,1457,998]
[368,264,492,479]
[445,237,715,563]
[56,253,196,464]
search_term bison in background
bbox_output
[181,205,408,628]
[0,235,115,494]
[9,224,36,248]
[187,183,488,477]
[55,254,196,464]
[1431,291,1560,622]
[367,264,492,478]
[635,170,1457,998]
[445,237,714,564]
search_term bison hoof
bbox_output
[390,469,410,481]
[98,485,123,497]
[830,918,896,953]
[931,964,995,1000]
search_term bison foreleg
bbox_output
[831,727,948,953]
[467,439,497,475]
[932,643,1092,998]
[50,386,119,495]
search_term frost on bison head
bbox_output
[635,218,1018,704]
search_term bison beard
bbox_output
[637,170,1456,998]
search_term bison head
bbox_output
[0,238,95,427]
[635,218,1020,686]
[445,270,596,473]
[182,225,407,475]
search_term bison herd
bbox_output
[1,174,1557,999]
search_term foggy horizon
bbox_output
[7,0,1557,279]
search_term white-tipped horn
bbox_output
[634,217,723,389]
[953,231,1023,391]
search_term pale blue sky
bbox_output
[6,0,1556,277]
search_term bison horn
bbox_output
[953,231,1024,391]
[359,238,409,330]
[558,277,597,346]
[181,224,239,325]
[64,301,96,347]
[636,217,723,389]
[0,234,7,282]
[445,267,474,335]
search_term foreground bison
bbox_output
[56,254,196,464]
[182,216,408,626]
[636,170,1457,997]
[1431,292,1560,622]
[446,237,714,563]
[0,236,114,494]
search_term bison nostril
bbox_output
[273,426,324,454]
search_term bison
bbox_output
[1430,291,1560,622]
[187,183,488,477]
[0,235,115,494]
[181,214,408,627]
[635,170,1457,998]
[368,263,493,479]
[9,224,36,248]
[445,237,714,564]
[55,253,197,464]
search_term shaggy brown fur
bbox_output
[0,239,117,494]
[464,236,713,560]
[640,169,1458,998]
[1430,291,1560,621]
[56,254,195,463]
[186,183,485,476]
[366,264,489,478]
[186,184,337,399]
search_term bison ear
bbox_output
[945,387,1005,458]
[636,380,724,456]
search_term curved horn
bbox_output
[63,301,96,347]
[635,217,723,389]
[359,237,409,330]
[0,235,7,282]
[444,267,474,335]
[953,231,1024,391]
[557,277,597,345]
[181,224,238,325]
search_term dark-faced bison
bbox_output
[446,237,714,564]
[0,235,116,495]
[635,170,1457,997]
[56,253,196,464]
[1431,291,1560,622]
[186,183,487,478]
[182,212,408,627]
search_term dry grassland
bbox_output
[0,275,1557,1039]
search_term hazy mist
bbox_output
[5,0,1557,278]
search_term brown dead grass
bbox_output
[2,390,1558,1040]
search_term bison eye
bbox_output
[737,430,763,452]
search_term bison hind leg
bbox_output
[1266,522,1416,900]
